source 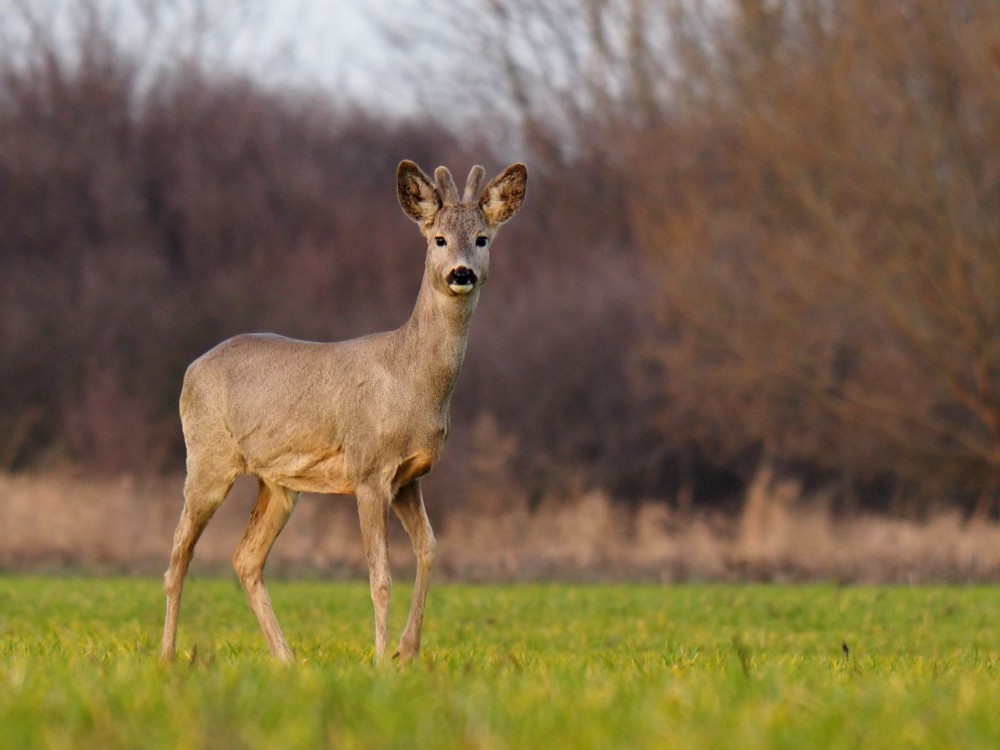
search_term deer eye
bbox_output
[435,236,447,247]
[475,236,489,248]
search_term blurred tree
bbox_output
[4,0,998,516]
[0,0,466,472]
[633,1,1000,504]
[402,0,1000,509]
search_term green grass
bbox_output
[1,578,998,749]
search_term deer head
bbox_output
[397,161,527,297]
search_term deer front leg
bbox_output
[356,484,392,662]
[392,480,436,661]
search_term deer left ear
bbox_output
[479,163,527,226]
[397,160,442,224]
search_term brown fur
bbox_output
[161,160,527,663]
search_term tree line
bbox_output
[1,0,998,515]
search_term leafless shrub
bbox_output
[633,0,1000,504]
[399,0,1000,511]
[5,0,999,521]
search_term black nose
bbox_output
[447,267,477,286]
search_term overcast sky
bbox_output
[227,1,422,113]
[1,0,470,117]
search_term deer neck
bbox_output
[398,272,479,404]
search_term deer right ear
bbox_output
[397,161,442,224]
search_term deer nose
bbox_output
[446,266,478,293]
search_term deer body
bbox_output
[161,160,527,663]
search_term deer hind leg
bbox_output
[356,483,392,662]
[233,478,299,662]
[391,480,436,662]
[161,466,236,663]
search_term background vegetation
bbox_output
[1,0,999,522]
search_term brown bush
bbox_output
[0,3,656,513]
[421,0,1000,506]
[4,0,999,521]
[629,1,1000,504]
[0,10,471,472]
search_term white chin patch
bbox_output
[449,282,475,294]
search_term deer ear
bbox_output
[479,163,527,226]
[397,161,442,224]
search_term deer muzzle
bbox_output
[446,266,478,294]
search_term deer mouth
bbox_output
[446,267,478,294]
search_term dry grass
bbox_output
[3,470,1000,583]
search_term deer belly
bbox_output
[255,446,354,495]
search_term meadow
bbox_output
[1,578,998,749]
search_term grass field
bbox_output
[1,577,998,749]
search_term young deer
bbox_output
[161,160,527,663]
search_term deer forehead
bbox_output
[429,204,489,237]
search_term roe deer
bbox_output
[161,160,527,663]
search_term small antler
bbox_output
[434,167,460,204]
[463,165,486,203]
